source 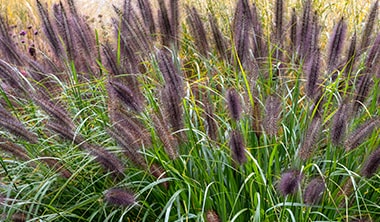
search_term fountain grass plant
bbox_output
[0,0,379,221]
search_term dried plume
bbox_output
[263,95,282,136]
[104,188,136,207]
[361,146,380,178]
[0,59,26,92]
[327,18,347,73]
[170,0,180,47]
[359,0,379,52]
[53,2,73,60]
[298,0,312,58]
[158,0,175,47]
[157,49,183,95]
[186,6,209,57]
[305,48,321,98]
[299,115,322,160]
[278,169,303,196]
[331,102,350,146]
[229,130,246,165]
[344,117,380,151]
[365,32,380,71]
[161,84,184,134]
[303,177,326,205]
[226,88,242,121]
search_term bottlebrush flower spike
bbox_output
[278,170,303,196]
[104,188,136,207]
[303,177,325,205]
[229,130,246,165]
[226,88,242,121]
[361,146,380,178]
[344,117,380,151]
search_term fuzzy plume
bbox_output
[251,3,266,60]
[208,13,229,61]
[263,95,282,136]
[186,6,209,57]
[278,170,303,196]
[299,115,322,160]
[352,72,373,114]
[0,60,26,92]
[298,0,312,58]
[344,33,357,78]
[0,105,38,143]
[303,177,325,205]
[0,15,23,66]
[36,0,62,58]
[157,0,175,47]
[157,49,183,95]
[360,0,379,51]
[204,102,218,141]
[104,188,136,207]
[305,48,321,98]
[361,146,380,178]
[331,102,350,146]
[274,0,284,44]
[226,88,242,121]
[290,8,298,53]
[152,114,179,160]
[84,144,125,176]
[229,130,246,165]
[40,157,72,179]
[137,0,156,36]
[108,79,143,113]
[233,0,252,65]
[344,117,380,151]
[0,137,31,161]
[327,18,347,73]
[53,2,73,60]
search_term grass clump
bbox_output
[0,0,379,221]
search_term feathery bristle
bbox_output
[331,102,349,146]
[305,48,321,98]
[303,177,325,205]
[278,170,303,196]
[45,120,83,144]
[161,84,184,134]
[360,0,379,51]
[365,32,380,70]
[186,6,209,56]
[299,0,312,58]
[226,88,242,121]
[170,0,180,47]
[299,115,322,160]
[327,18,347,73]
[0,118,38,144]
[251,3,266,59]
[361,146,380,178]
[104,188,135,207]
[344,117,380,151]
[53,2,73,60]
[263,95,282,136]
[229,130,246,165]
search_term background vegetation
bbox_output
[0,0,379,221]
